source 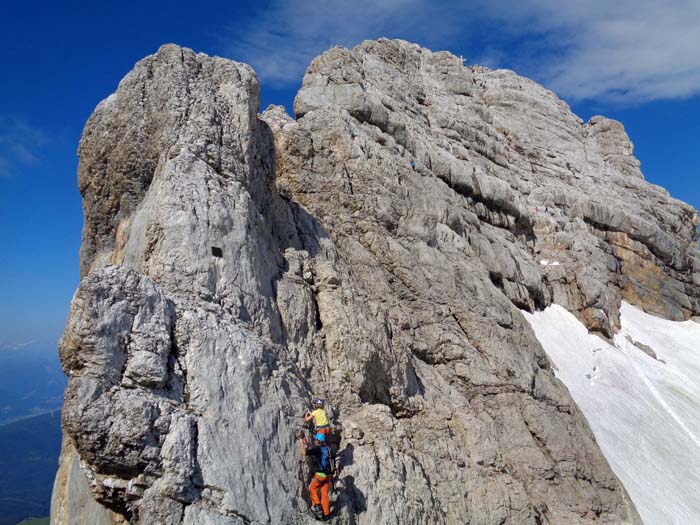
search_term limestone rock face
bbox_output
[54,40,699,524]
[57,45,318,524]
[291,43,698,336]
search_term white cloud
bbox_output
[226,0,477,86]
[226,0,700,104]
[492,0,700,103]
[0,116,45,177]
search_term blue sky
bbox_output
[1,0,698,348]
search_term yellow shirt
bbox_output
[311,408,329,427]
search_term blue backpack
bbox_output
[319,445,334,475]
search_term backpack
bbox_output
[319,445,335,475]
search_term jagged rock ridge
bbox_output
[52,40,699,524]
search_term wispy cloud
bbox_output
[225,0,700,104]
[225,0,477,86]
[0,116,46,177]
[0,340,37,352]
[486,0,700,103]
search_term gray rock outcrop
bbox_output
[53,40,699,524]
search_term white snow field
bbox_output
[524,302,700,525]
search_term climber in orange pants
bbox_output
[309,471,331,518]
[300,432,334,521]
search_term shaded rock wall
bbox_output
[54,40,699,524]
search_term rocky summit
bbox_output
[51,40,699,525]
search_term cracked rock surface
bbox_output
[53,40,698,524]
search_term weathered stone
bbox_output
[54,39,699,524]
[51,437,126,525]
[584,116,644,180]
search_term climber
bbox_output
[305,398,331,437]
[300,432,334,521]
[410,160,416,171]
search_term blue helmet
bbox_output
[315,433,326,442]
[315,398,325,408]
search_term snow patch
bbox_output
[523,302,700,525]
[539,259,561,266]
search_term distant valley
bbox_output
[0,345,65,524]
[0,344,65,425]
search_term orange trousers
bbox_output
[315,425,331,436]
[309,473,331,516]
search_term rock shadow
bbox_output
[334,475,366,517]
